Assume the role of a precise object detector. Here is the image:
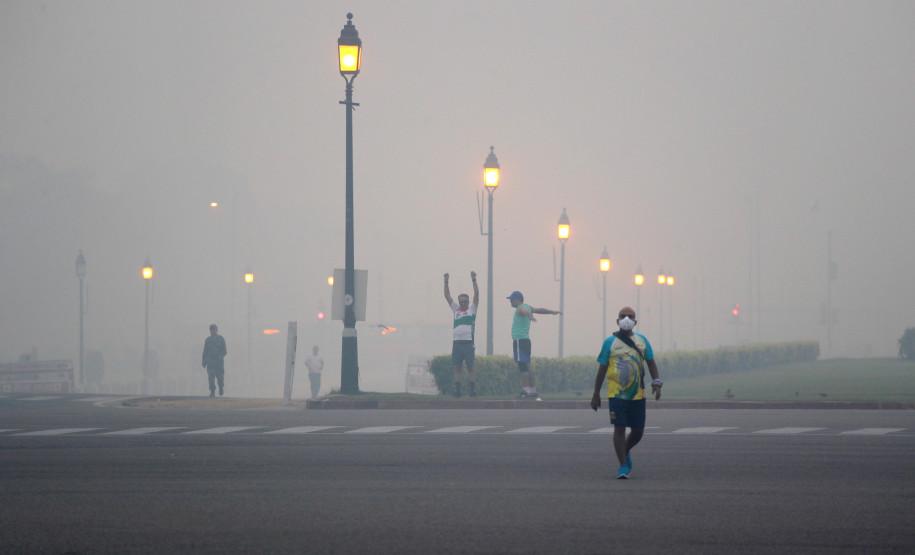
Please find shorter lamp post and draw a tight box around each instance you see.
[633,266,645,320]
[481,147,500,356]
[666,272,676,350]
[141,259,154,393]
[244,270,254,381]
[75,251,86,390]
[599,247,611,338]
[657,269,666,351]
[557,208,570,358]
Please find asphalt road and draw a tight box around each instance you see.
[2,394,914,554]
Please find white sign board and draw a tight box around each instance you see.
[331,269,368,321]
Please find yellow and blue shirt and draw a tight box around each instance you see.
[596,333,654,400]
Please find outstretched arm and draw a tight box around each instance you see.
[443,273,454,306]
[471,271,479,307]
[532,307,561,315]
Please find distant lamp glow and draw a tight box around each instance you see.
[263,328,280,335]
[557,208,571,241]
[327,276,335,287]
[599,246,611,273]
[666,275,675,287]
[337,13,362,76]
[317,311,326,320]
[141,259,154,281]
[209,201,220,208]
[244,271,255,284]
[634,266,645,287]
[657,270,666,285]
[731,304,741,318]
[483,146,500,190]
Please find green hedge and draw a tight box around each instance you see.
[429,341,820,396]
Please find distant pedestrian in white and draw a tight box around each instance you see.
[305,346,324,399]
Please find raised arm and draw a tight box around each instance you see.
[443,273,454,306]
[471,271,479,307]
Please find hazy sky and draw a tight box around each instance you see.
[2,1,913,392]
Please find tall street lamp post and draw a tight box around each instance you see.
[557,208,570,358]
[633,266,645,321]
[599,247,611,339]
[337,13,363,394]
[244,270,254,384]
[666,272,676,350]
[657,269,666,351]
[75,251,86,390]
[481,147,500,355]
[141,259,154,393]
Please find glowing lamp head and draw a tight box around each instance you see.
[317,311,326,320]
[634,273,645,286]
[666,275,675,287]
[483,146,500,190]
[337,13,362,77]
[209,201,220,208]
[327,276,335,287]
[599,246,611,273]
[732,304,741,318]
[141,259,154,281]
[244,272,255,284]
[657,270,666,285]
[557,208,571,241]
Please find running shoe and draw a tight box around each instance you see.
[616,464,630,479]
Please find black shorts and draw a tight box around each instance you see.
[609,398,646,429]
[451,341,475,369]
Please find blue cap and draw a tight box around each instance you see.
[506,291,524,301]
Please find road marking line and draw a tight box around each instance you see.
[0,429,20,434]
[424,426,501,433]
[753,427,825,435]
[103,427,187,435]
[506,426,576,434]
[183,426,262,435]
[73,396,118,402]
[345,426,420,434]
[840,428,905,435]
[266,426,342,434]
[673,427,737,434]
[15,428,101,436]
[18,396,64,401]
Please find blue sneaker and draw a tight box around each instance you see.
[616,464,630,479]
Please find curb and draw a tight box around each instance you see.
[305,398,915,410]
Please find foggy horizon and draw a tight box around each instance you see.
[2,0,913,394]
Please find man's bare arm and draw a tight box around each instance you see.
[591,364,608,411]
[647,359,662,400]
[471,271,479,307]
[532,307,560,315]
[443,273,453,306]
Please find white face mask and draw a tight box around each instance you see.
[619,316,636,331]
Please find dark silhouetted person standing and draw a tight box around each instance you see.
[305,345,324,399]
[202,324,227,398]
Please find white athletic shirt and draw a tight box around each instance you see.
[305,355,324,374]
[451,303,477,342]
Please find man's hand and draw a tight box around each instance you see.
[590,393,601,412]
[470,271,477,281]
[652,383,662,400]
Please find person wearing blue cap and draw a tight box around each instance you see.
[507,291,560,400]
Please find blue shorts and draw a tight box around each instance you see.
[609,398,646,429]
[512,339,532,364]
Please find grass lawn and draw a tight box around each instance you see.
[662,358,915,402]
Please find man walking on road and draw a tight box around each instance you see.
[202,324,228,398]
[444,271,479,397]
[507,291,560,401]
[591,307,663,479]
[305,345,325,399]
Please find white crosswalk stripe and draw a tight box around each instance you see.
[0,429,20,434]
[506,426,576,434]
[104,427,186,435]
[73,396,119,402]
[345,426,420,434]
[673,427,737,434]
[183,426,263,435]
[266,426,341,434]
[753,427,824,435]
[15,428,101,436]
[840,428,905,435]
[424,426,501,433]
[19,396,64,401]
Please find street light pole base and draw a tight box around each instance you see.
[341,332,360,394]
